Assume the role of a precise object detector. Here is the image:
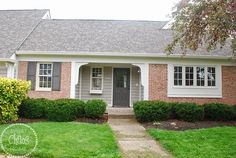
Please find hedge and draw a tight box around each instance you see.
[133,101,172,122]
[134,100,236,122]
[18,98,52,119]
[18,98,107,121]
[85,99,107,118]
[0,78,30,123]
[203,103,235,121]
[174,102,204,122]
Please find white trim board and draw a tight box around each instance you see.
[16,50,235,60]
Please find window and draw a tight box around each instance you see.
[174,66,182,86]
[207,67,216,86]
[37,63,53,91]
[173,65,217,87]
[197,67,205,86]
[185,67,194,86]
[90,67,103,93]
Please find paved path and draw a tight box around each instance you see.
[108,118,172,158]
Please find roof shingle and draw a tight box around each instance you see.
[0,9,48,58]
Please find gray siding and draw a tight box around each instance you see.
[0,64,7,77]
[131,67,141,104]
[80,66,112,105]
[76,65,141,106]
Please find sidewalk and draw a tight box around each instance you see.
[108,118,172,158]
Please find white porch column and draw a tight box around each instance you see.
[6,63,15,78]
[132,63,149,100]
[70,62,88,98]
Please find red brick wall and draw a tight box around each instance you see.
[18,61,71,99]
[149,64,236,105]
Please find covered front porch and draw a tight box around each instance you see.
[70,62,149,107]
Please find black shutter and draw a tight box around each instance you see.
[52,62,61,91]
[27,62,37,90]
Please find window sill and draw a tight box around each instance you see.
[90,90,102,94]
[35,88,52,92]
[172,86,218,89]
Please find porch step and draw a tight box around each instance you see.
[106,107,135,119]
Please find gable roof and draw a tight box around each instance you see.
[19,19,233,58]
[0,9,49,58]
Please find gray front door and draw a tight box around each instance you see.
[113,68,130,107]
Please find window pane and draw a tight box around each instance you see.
[185,67,194,86]
[38,63,53,88]
[174,66,182,86]
[91,68,103,90]
[197,67,205,86]
[92,78,102,90]
[208,67,216,86]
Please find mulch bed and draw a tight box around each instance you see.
[142,119,236,131]
[8,117,107,124]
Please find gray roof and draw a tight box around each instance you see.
[19,19,233,57]
[0,9,48,58]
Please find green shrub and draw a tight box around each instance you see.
[85,99,106,118]
[0,78,30,123]
[203,103,235,121]
[18,98,52,119]
[133,101,172,122]
[46,100,78,122]
[56,99,85,117]
[174,102,204,122]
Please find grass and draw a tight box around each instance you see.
[148,127,236,158]
[0,122,121,158]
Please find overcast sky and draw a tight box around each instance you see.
[0,0,179,21]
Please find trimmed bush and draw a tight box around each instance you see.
[85,99,106,118]
[56,99,85,117]
[133,101,172,122]
[175,102,204,122]
[18,98,52,119]
[46,100,78,122]
[0,78,30,123]
[203,103,235,121]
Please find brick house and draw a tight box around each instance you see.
[1,10,236,107]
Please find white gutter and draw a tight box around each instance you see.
[16,50,234,60]
[0,58,16,63]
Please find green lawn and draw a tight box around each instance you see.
[0,122,121,158]
[148,127,236,158]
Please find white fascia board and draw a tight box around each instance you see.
[0,58,16,63]
[16,50,234,60]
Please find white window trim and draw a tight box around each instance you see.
[36,62,53,91]
[90,67,103,94]
[168,64,222,98]
[173,65,217,88]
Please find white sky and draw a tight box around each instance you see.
[0,0,180,21]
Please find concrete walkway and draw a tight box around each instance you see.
[108,118,172,158]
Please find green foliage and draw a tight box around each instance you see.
[18,98,52,119]
[85,99,107,118]
[56,99,85,117]
[175,102,204,122]
[46,100,78,122]
[203,103,235,121]
[133,101,173,122]
[0,78,30,123]
[166,0,236,53]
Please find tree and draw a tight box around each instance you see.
[166,0,236,54]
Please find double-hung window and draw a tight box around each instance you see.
[90,67,103,94]
[36,63,53,91]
